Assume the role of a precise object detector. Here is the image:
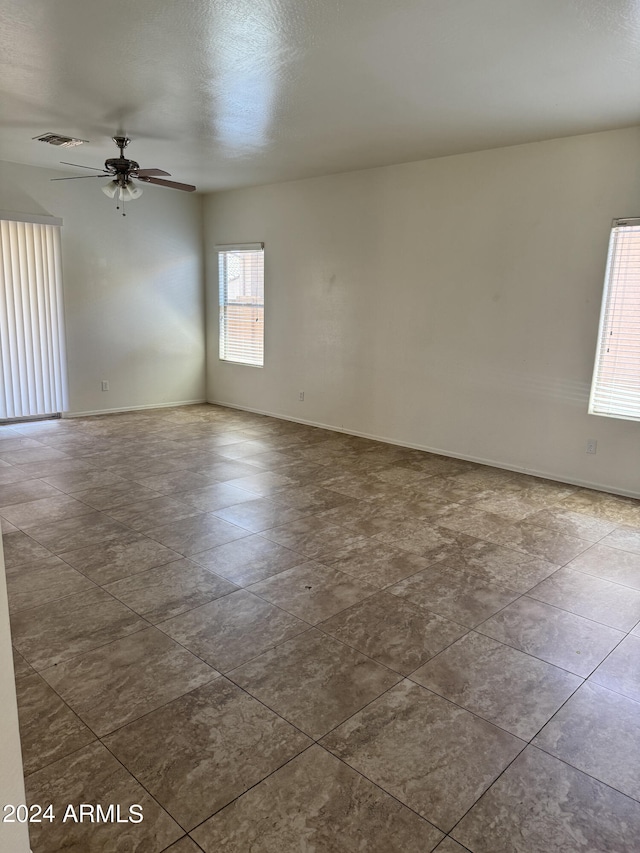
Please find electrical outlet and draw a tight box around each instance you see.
[299,391,305,401]
[586,438,597,454]
[101,380,109,391]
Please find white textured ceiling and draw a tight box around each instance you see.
[1,0,639,192]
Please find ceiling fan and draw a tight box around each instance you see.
[51,136,196,215]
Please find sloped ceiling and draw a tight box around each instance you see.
[1,0,639,191]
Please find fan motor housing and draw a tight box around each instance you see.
[104,157,140,175]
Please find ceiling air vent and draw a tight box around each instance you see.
[33,133,88,147]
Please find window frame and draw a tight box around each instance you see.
[588,217,640,422]
[217,242,264,368]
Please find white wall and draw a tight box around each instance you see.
[205,126,640,496]
[0,535,31,853]
[0,160,205,415]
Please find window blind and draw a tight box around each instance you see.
[218,243,264,367]
[589,219,640,421]
[0,218,69,419]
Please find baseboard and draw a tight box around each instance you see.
[208,397,640,500]
[63,399,207,418]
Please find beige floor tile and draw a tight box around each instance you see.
[0,436,43,451]
[214,440,285,459]
[192,745,443,852]
[436,507,517,541]
[0,446,70,465]
[452,745,640,853]
[268,484,354,513]
[224,470,298,496]
[478,596,624,677]
[213,497,308,532]
[438,541,558,592]
[188,459,264,481]
[189,534,303,585]
[104,679,311,830]
[1,530,54,568]
[321,680,523,832]
[527,567,640,630]
[250,561,377,624]
[240,449,303,469]
[0,466,32,485]
[0,478,64,508]
[72,482,163,511]
[372,467,433,488]
[16,673,96,774]
[107,495,203,532]
[231,629,400,739]
[322,539,431,587]
[0,493,96,528]
[376,522,479,561]
[159,589,308,672]
[598,525,640,555]
[8,457,93,478]
[533,682,640,800]
[557,489,640,525]
[319,498,420,537]
[104,558,237,622]
[390,565,519,628]
[25,511,132,553]
[319,473,405,501]
[434,839,469,853]
[41,627,218,736]
[320,591,466,675]
[261,516,367,560]
[481,519,592,564]
[40,468,128,493]
[272,459,327,483]
[523,507,617,542]
[591,634,640,702]
[25,742,182,852]
[59,531,183,584]
[6,554,97,613]
[411,632,581,739]
[10,587,148,670]
[564,542,640,589]
[12,646,34,679]
[166,839,203,853]
[466,493,554,522]
[145,512,249,555]
[132,469,214,494]
[178,481,259,511]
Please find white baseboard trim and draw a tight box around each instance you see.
[63,399,207,418]
[208,397,640,500]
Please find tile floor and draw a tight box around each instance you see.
[2,404,640,852]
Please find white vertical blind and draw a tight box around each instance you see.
[589,219,640,421]
[0,219,69,419]
[218,244,264,367]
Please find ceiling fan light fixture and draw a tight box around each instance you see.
[101,180,143,200]
[101,181,118,198]
[119,182,143,201]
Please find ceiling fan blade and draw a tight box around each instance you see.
[138,176,196,192]
[134,168,171,177]
[51,174,109,180]
[60,161,106,171]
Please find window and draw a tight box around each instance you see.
[589,219,640,421]
[0,214,68,420]
[218,243,264,367]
